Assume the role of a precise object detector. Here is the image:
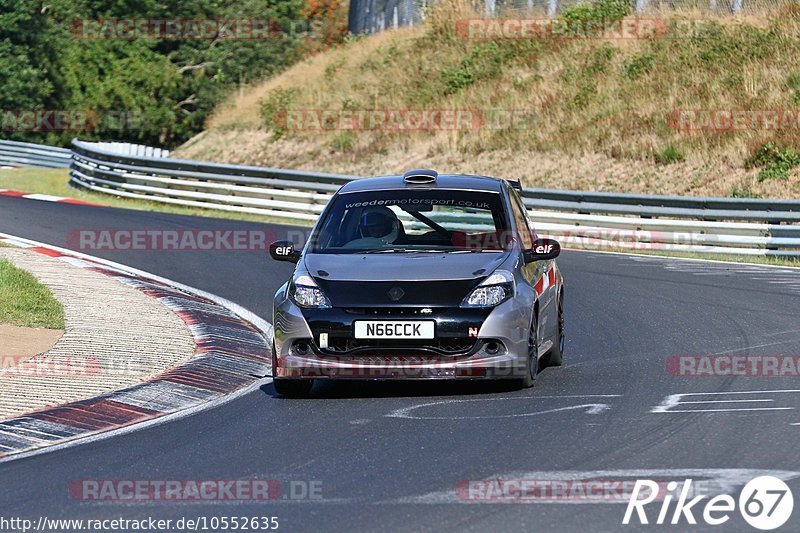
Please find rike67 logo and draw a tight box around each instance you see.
[623,476,793,530]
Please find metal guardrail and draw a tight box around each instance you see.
[5,138,796,258]
[69,139,354,221]
[0,140,72,169]
[77,142,171,158]
[520,189,800,223]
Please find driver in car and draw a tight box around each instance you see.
[343,206,400,249]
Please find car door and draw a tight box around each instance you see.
[510,189,558,346]
[508,188,555,344]
[519,193,558,340]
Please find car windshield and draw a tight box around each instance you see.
[310,189,510,253]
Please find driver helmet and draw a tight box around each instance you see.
[359,207,399,242]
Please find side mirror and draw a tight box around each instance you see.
[524,238,560,263]
[269,240,301,263]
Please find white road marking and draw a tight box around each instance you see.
[652,390,800,413]
[386,395,620,420]
[678,399,774,404]
[57,256,99,269]
[659,408,794,413]
[22,194,66,202]
[0,237,34,248]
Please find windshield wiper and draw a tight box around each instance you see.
[362,248,448,254]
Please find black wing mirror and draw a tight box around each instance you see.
[269,240,301,263]
[524,238,561,263]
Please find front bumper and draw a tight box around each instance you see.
[276,352,522,379]
[272,285,532,380]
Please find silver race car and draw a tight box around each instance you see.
[269,169,564,396]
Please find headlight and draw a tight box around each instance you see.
[461,270,514,308]
[290,274,331,309]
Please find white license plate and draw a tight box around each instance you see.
[354,321,435,339]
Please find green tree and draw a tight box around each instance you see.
[1,0,307,147]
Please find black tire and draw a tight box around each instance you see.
[543,291,565,367]
[271,340,278,378]
[520,317,539,388]
[273,379,314,397]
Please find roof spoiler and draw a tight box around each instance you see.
[403,169,438,184]
[507,179,523,192]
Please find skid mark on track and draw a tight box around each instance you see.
[628,256,800,295]
[705,328,800,356]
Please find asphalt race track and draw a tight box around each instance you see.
[2,195,800,532]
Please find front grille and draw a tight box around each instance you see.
[343,307,446,316]
[315,279,480,307]
[320,337,477,356]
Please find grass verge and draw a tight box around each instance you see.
[0,259,65,329]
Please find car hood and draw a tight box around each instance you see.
[302,252,509,282]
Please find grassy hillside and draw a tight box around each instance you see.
[175,0,800,198]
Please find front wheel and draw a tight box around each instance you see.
[273,379,314,397]
[519,318,539,388]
